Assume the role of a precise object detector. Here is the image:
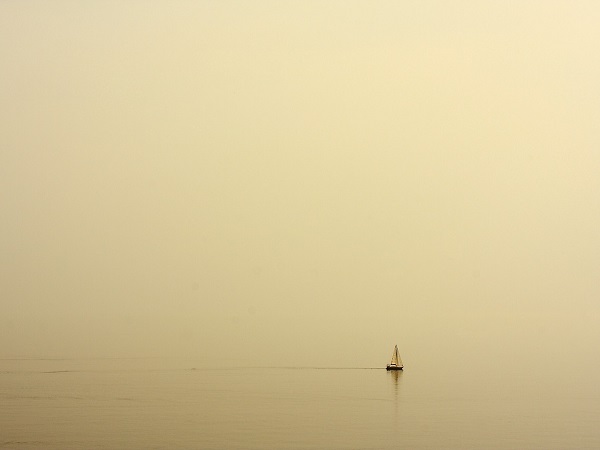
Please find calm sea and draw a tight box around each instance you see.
[1,357,599,449]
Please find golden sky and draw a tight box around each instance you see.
[1,1,599,367]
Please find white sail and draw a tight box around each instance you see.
[389,345,403,367]
[390,345,399,366]
[395,346,403,367]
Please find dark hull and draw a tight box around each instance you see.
[386,365,403,371]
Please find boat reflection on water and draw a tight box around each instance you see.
[389,368,402,385]
[387,365,403,417]
[388,367,403,396]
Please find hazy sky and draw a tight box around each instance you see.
[2,1,599,367]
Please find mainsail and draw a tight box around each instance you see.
[390,345,403,367]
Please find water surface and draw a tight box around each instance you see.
[1,358,598,449]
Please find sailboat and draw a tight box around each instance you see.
[386,345,403,371]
